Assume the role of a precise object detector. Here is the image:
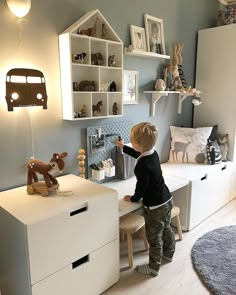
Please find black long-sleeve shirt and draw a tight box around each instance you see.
[123,145,172,206]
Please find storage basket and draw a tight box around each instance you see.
[218,8,236,26]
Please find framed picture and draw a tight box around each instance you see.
[123,70,139,104]
[130,25,147,52]
[144,14,166,55]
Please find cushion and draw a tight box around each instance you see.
[169,126,213,163]
[206,139,222,165]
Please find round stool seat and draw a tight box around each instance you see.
[120,213,145,233]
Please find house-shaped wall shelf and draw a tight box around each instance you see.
[143,91,191,116]
[59,9,123,120]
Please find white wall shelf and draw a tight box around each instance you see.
[143,91,191,116]
[124,48,170,60]
[59,9,123,121]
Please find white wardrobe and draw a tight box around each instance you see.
[194,24,236,161]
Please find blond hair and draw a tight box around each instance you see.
[130,122,158,151]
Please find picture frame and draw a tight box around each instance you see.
[123,70,139,104]
[130,25,147,52]
[144,14,166,55]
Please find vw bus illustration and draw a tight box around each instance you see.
[5,68,48,111]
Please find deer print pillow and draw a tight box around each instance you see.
[169,126,213,163]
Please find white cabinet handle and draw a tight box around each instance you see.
[70,206,88,217]
[72,255,89,269]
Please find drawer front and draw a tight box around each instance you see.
[27,196,118,284]
[32,239,119,295]
[189,176,212,230]
[189,167,231,230]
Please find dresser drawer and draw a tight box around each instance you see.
[27,196,118,284]
[32,239,119,295]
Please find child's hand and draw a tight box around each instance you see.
[114,138,124,148]
[123,195,132,202]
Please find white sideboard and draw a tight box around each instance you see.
[0,174,119,295]
[162,162,235,230]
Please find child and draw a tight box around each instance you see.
[115,122,175,276]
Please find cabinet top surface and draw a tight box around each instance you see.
[161,162,234,181]
[199,24,236,34]
[0,174,117,224]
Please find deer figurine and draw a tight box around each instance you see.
[27,152,68,190]
[79,17,99,37]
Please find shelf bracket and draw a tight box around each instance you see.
[178,93,189,114]
[150,92,168,116]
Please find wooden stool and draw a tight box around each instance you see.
[119,213,149,268]
[171,205,183,241]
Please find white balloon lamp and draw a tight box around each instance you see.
[6,0,31,18]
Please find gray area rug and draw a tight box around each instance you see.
[191,225,236,295]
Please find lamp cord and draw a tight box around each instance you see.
[27,108,35,159]
[16,18,27,49]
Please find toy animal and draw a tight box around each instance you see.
[27,152,68,196]
[79,80,96,91]
[218,133,229,161]
[92,100,103,116]
[78,17,99,37]
[78,105,87,118]
[91,53,104,65]
[163,64,174,90]
[100,82,110,92]
[112,102,118,115]
[72,52,87,63]
[155,79,166,91]
[108,55,116,67]
[109,81,116,92]
[101,23,107,39]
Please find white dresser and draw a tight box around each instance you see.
[0,174,119,295]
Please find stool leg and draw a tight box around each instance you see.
[140,226,149,250]
[127,233,133,268]
[175,215,183,241]
[120,231,125,241]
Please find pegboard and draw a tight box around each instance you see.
[87,121,133,180]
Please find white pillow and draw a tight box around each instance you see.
[169,126,213,163]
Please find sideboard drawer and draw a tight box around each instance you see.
[27,196,118,284]
[32,239,119,295]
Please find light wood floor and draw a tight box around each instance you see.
[104,198,236,295]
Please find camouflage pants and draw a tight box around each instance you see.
[143,199,176,272]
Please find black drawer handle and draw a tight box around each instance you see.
[201,174,207,181]
[70,206,87,216]
[72,255,89,269]
[221,165,227,171]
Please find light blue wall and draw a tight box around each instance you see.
[0,0,218,190]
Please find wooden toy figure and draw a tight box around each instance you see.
[112,102,118,115]
[27,152,68,197]
[78,149,86,178]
